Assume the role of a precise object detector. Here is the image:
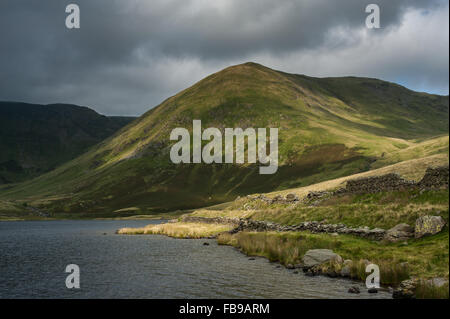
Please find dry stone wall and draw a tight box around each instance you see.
[181,216,387,240]
[344,173,414,194]
[343,165,448,195]
[417,166,449,189]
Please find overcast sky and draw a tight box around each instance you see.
[0,0,448,116]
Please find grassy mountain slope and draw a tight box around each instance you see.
[0,63,448,217]
[0,102,135,183]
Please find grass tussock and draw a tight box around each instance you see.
[218,231,341,265]
[117,222,233,238]
[415,280,449,299]
[217,231,449,286]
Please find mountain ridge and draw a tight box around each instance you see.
[0,62,448,217]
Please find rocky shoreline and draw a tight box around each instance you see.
[175,213,448,298]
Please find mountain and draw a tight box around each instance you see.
[0,63,448,217]
[0,102,136,183]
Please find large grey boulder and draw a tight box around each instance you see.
[384,223,414,242]
[415,216,446,238]
[302,249,343,269]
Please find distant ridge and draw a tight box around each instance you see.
[0,101,136,183]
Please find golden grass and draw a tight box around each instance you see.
[117,222,234,238]
[190,209,253,219]
[372,136,449,169]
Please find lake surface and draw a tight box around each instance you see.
[0,220,391,299]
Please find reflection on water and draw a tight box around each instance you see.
[0,220,391,299]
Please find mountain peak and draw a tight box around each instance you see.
[219,62,272,73]
[240,61,265,68]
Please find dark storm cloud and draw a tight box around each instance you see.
[0,0,448,115]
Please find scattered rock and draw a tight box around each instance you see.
[326,269,339,278]
[343,259,353,265]
[286,264,295,269]
[360,259,371,267]
[302,249,343,269]
[348,286,360,294]
[293,271,299,274]
[393,278,418,299]
[305,191,331,201]
[340,260,353,277]
[303,191,332,205]
[285,193,299,202]
[415,215,446,238]
[368,288,378,294]
[271,195,283,202]
[384,223,414,242]
[248,257,255,261]
[203,242,210,246]
[331,232,339,237]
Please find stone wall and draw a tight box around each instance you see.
[180,216,387,240]
[344,173,414,194]
[179,215,241,226]
[343,165,449,195]
[230,219,386,240]
[237,166,449,208]
[417,166,449,189]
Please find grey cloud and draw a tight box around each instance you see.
[0,0,448,115]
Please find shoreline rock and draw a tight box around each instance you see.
[384,223,414,242]
[301,249,343,270]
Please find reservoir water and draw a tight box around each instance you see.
[0,220,391,299]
